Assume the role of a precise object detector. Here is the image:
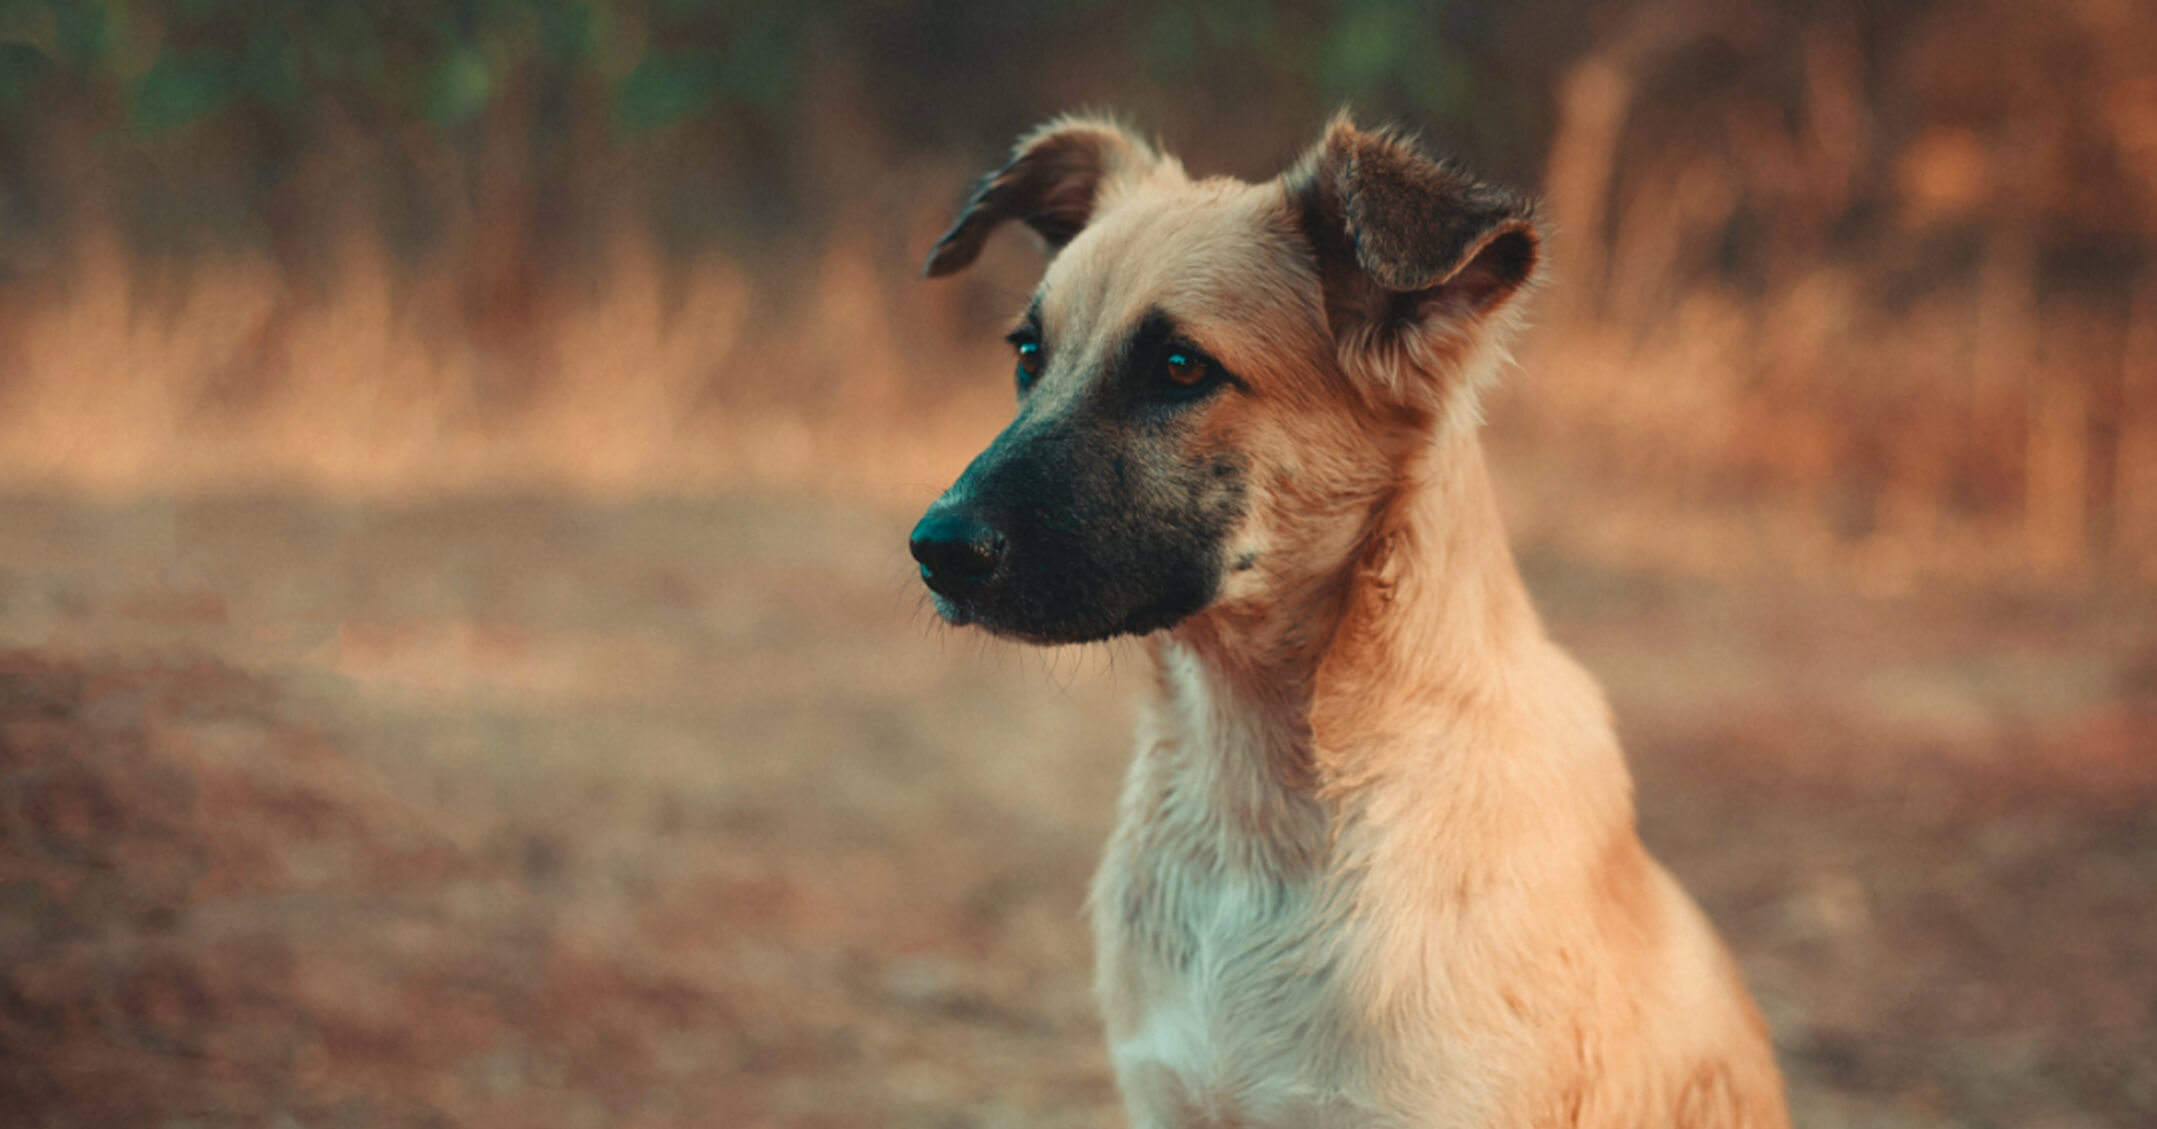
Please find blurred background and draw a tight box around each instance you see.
[0,1,2152,1126]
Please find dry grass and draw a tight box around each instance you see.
[4,207,2152,597]
[7,0,2157,594]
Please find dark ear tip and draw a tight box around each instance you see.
[922,236,969,279]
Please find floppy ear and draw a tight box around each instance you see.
[1285,115,1542,415]
[924,115,1163,278]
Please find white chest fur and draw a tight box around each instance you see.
[1088,645,1404,1129]
[1084,623,1782,1129]
[1097,856,1392,1129]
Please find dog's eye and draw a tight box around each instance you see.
[1161,350,1210,390]
[1014,340,1044,390]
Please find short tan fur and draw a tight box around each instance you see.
[917,113,1790,1129]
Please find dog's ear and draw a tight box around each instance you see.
[924,115,1162,278]
[1285,115,1542,415]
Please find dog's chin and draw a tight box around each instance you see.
[927,592,976,629]
[929,587,1209,646]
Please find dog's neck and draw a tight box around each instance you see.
[1157,429,1563,803]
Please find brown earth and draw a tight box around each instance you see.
[0,493,2152,1129]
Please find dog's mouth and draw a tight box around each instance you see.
[918,565,1207,645]
[924,590,1077,646]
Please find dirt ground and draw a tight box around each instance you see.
[0,492,2152,1129]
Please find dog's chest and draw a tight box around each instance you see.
[1092,727,1388,1127]
[1101,863,1372,1128]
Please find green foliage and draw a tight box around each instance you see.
[535,0,599,62]
[1126,0,1480,129]
[712,7,793,110]
[613,50,718,130]
[0,41,47,108]
[610,2,798,131]
[0,0,1492,138]
[1,0,820,137]
[424,45,491,126]
[130,50,233,130]
[0,1,1489,139]
[1320,0,1472,114]
[49,0,106,66]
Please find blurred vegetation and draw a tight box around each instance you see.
[0,0,1575,259]
[0,0,2151,590]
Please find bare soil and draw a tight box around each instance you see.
[0,493,2151,1128]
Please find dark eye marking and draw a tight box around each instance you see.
[1121,308,1243,403]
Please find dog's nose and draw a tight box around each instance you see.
[910,509,1005,597]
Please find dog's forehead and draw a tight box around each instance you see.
[1036,179,1319,351]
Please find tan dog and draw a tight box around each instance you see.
[911,114,1790,1129]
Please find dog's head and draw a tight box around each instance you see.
[911,113,1541,644]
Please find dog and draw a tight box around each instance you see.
[910,113,1790,1129]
